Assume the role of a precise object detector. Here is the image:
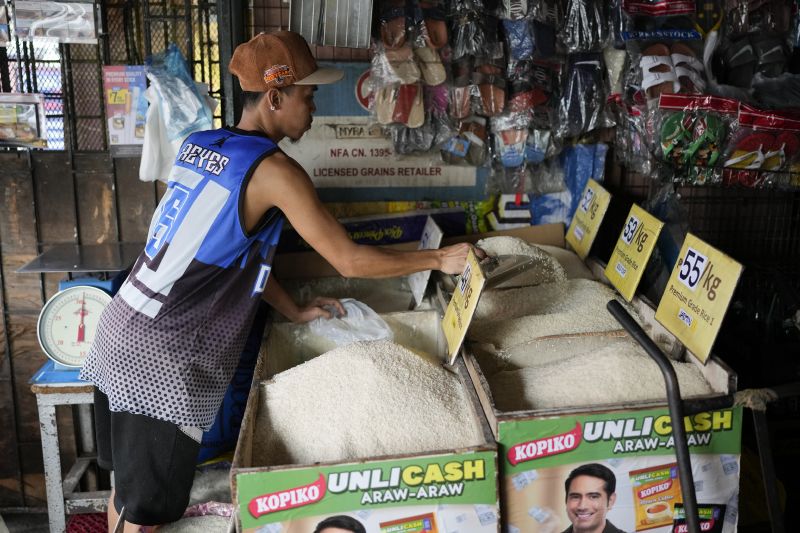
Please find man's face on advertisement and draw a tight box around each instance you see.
[566,474,616,533]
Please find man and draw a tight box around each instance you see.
[314,515,366,533]
[81,30,481,533]
[563,463,626,533]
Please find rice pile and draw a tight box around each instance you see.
[254,340,484,466]
[476,236,567,288]
[469,279,631,345]
[489,341,714,411]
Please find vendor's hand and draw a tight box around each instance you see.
[438,243,487,275]
[291,296,346,324]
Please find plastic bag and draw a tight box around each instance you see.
[556,53,605,139]
[656,94,738,185]
[145,44,213,142]
[560,0,607,53]
[309,299,394,346]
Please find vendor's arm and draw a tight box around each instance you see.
[245,153,483,278]
[261,276,346,323]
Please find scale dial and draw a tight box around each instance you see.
[37,286,112,367]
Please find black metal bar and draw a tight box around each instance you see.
[752,410,785,533]
[184,0,194,64]
[143,0,152,58]
[606,300,701,533]
[0,46,10,92]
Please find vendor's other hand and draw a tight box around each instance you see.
[438,243,487,275]
[292,296,346,324]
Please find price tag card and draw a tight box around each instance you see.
[655,234,743,363]
[408,216,444,307]
[442,249,486,365]
[566,179,612,259]
[605,204,664,302]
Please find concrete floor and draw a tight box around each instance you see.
[0,512,49,533]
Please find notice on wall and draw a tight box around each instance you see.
[102,66,147,155]
[279,63,485,202]
[14,1,98,44]
[0,93,47,148]
[499,407,743,533]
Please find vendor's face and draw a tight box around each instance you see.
[280,84,316,141]
[566,475,616,533]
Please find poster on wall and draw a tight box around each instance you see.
[102,65,147,156]
[0,5,9,47]
[13,1,97,44]
[0,93,47,148]
[500,407,743,533]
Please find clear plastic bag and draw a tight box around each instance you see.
[145,44,213,142]
[308,299,394,346]
[561,0,608,53]
[556,53,605,139]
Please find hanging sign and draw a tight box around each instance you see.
[605,204,664,301]
[407,216,444,307]
[565,179,611,259]
[655,234,743,363]
[442,249,485,364]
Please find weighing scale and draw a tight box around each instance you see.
[18,242,142,370]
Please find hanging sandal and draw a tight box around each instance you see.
[670,42,707,93]
[640,43,679,99]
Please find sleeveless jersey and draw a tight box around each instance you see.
[81,127,284,429]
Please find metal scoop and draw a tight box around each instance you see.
[481,254,537,289]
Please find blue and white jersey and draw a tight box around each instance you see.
[81,127,284,429]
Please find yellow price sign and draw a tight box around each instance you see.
[106,88,129,106]
[442,249,486,364]
[566,179,611,260]
[655,234,743,363]
[605,204,664,302]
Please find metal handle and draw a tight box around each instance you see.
[606,300,701,533]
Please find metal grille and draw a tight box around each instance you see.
[0,0,224,151]
[249,0,370,61]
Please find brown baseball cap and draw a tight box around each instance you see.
[229,31,343,91]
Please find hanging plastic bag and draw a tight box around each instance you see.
[309,299,394,346]
[145,43,213,142]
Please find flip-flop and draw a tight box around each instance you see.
[684,112,724,167]
[385,44,421,84]
[421,5,448,49]
[558,53,603,138]
[640,43,678,99]
[724,132,774,169]
[660,111,693,164]
[449,85,472,119]
[495,128,528,167]
[671,42,706,93]
[473,63,506,117]
[721,35,755,88]
[414,46,447,86]
[463,120,489,165]
[393,83,425,128]
[380,0,408,49]
[503,19,534,61]
[752,34,787,78]
[375,85,399,125]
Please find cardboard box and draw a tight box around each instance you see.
[231,310,501,532]
[452,232,742,533]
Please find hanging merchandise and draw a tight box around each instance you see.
[722,104,800,188]
[656,94,738,184]
[723,0,792,37]
[556,52,606,139]
[620,0,700,40]
[144,44,213,143]
[0,4,9,46]
[13,1,98,44]
[441,116,489,165]
[627,39,707,102]
[560,0,608,53]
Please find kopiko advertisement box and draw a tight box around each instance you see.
[232,310,500,532]
[102,66,147,156]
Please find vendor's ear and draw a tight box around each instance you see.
[265,88,281,111]
[608,492,617,509]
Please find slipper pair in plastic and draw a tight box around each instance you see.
[640,42,706,98]
[375,84,425,128]
[381,0,447,50]
[383,44,446,86]
[718,34,787,89]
